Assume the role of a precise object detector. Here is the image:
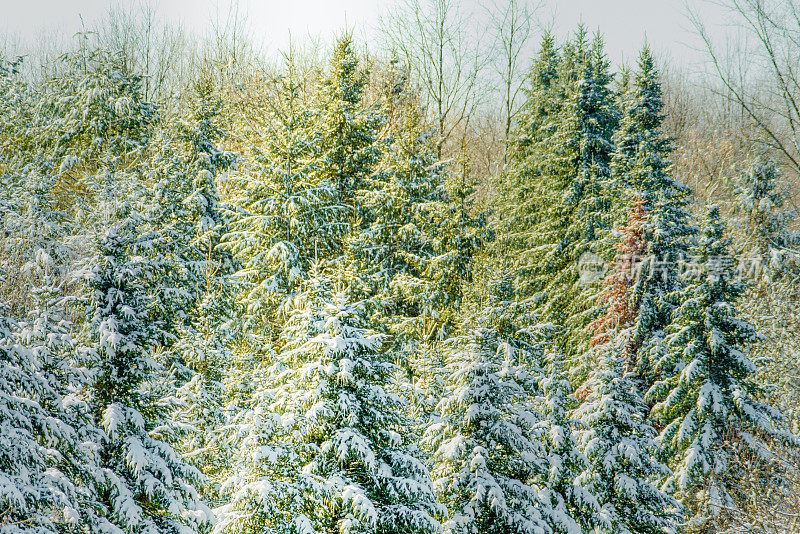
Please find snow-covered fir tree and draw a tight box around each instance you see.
[424,278,598,534]
[732,155,800,429]
[81,211,211,532]
[216,273,440,534]
[608,45,696,386]
[537,354,600,534]
[313,34,382,232]
[350,91,450,335]
[574,341,679,534]
[645,205,797,528]
[0,302,92,533]
[734,155,799,266]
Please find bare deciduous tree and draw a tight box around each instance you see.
[691,0,800,180]
[380,0,485,160]
[486,0,542,161]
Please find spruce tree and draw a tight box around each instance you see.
[609,45,696,385]
[161,74,238,487]
[1,218,111,532]
[645,205,797,527]
[313,34,382,248]
[224,54,343,331]
[496,28,617,365]
[350,96,450,335]
[0,305,91,533]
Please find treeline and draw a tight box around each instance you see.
[3,3,800,534]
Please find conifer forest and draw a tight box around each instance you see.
[5,0,800,532]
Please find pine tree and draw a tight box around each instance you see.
[538,354,600,534]
[351,97,450,334]
[734,155,798,265]
[732,155,800,428]
[645,205,797,528]
[492,32,560,298]
[0,229,114,532]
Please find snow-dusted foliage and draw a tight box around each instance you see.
[351,97,450,333]
[216,275,440,534]
[3,20,800,534]
[575,342,679,534]
[0,306,86,533]
[314,35,382,214]
[424,279,598,534]
[645,205,797,528]
[82,218,211,533]
[734,155,799,269]
[158,74,239,487]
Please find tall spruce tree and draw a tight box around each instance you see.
[164,74,239,490]
[495,28,617,367]
[223,54,343,331]
[82,214,211,533]
[0,302,99,533]
[608,46,696,386]
[314,34,382,252]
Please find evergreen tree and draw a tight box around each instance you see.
[0,306,89,533]
[734,155,799,265]
[496,28,617,365]
[216,275,441,534]
[224,54,343,332]
[492,32,561,298]
[645,206,797,528]
[162,74,238,487]
[351,97,450,335]
[0,221,111,533]
[510,31,561,162]
[732,155,800,427]
[588,196,648,364]
[82,216,211,533]
[609,46,696,385]
[537,354,600,534]
[575,342,679,534]
[313,34,382,247]
[425,279,598,534]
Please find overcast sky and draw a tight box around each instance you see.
[2,0,729,71]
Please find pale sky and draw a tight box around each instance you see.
[2,0,728,72]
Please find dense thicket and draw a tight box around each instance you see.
[2,10,800,533]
